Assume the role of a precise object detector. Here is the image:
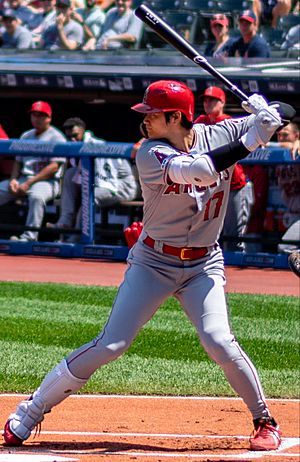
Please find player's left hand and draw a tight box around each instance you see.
[241,106,282,152]
[242,94,269,115]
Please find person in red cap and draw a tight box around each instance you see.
[3,80,291,452]
[204,14,234,58]
[195,86,254,251]
[227,10,270,58]
[0,100,66,241]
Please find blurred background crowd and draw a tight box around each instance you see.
[0,0,298,56]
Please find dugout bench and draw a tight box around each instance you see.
[0,140,299,268]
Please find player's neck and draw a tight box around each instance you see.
[168,129,194,153]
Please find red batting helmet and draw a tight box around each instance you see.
[131,80,194,122]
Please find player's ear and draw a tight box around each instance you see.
[171,111,182,124]
[140,122,148,138]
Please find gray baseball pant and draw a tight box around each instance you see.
[66,242,269,420]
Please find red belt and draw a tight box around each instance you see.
[143,236,209,261]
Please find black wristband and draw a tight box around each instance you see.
[209,139,249,172]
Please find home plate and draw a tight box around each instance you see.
[0,455,78,462]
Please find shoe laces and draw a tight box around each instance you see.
[252,417,279,439]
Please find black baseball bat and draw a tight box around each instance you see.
[135,4,249,102]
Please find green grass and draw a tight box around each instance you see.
[0,281,299,398]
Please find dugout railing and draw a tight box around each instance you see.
[0,139,299,268]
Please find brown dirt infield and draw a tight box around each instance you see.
[0,395,299,461]
[0,254,299,296]
[0,255,299,461]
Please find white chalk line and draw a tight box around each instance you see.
[41,431,248,438]
[0,456,78,462]
[1,434,298,460]
[1,393,299,403]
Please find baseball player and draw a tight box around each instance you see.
[3,81,294,451]
[195,86,254,251]
[0,101,66,242]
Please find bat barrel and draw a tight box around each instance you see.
[135,4,249,102]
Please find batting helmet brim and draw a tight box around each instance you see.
[131,103,164,114]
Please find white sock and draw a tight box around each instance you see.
[9,359,87,441]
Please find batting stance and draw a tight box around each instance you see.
[3,81,294,451]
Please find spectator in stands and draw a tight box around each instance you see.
[204,14,234,58]
[280,23,300,51]
[39,0,84,50]
[273,121,300,159]
[227,10,270,58]
[293,0,299,13]
[87,0,142,50]
[46,117,138,243]
[1,8,33,48]
[194,86,254,251]
[72,0,106,50]
[0,101,66,242]
[252,0,291,28]
[31,0,56,44]
[269,123,300,252]
[7,0,43,30]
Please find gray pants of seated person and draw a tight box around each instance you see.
[56,166,123,231]
[223,181,254,252]
[0,176,60,241]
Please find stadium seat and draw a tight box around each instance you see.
[212,0,254,22]
[278,13,300,31]
[162,10,199,43]
[132,0,142,8]
[260,26,285,49]
[143,0,182,11]
[180,0,216,13]
[140,9,199,48]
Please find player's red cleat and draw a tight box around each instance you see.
[250,417,281,451]
[3,420,24,446]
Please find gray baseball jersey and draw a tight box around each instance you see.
[136,116,252,246]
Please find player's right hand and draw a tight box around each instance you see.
[242,94,269,115]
